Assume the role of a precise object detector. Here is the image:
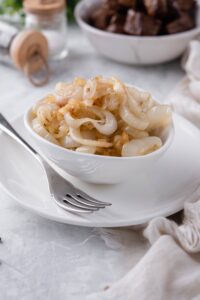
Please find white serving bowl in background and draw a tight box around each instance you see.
[24,85,174,184]
[75,0,200,65]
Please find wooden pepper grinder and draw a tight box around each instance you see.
[11,30,49,86]
[0,21,49,86]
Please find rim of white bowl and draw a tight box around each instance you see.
[75,0,200,41]
[24,86,175,161]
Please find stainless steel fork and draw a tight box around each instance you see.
[0,113,111,213]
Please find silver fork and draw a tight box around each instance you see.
[0,113,111,213]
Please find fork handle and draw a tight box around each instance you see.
[0,113,76,189]
[0,113,72,184]
[0,113,37,156]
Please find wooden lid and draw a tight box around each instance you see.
[10,30,48,70]
[10,30,49,86]
[24,0,66,14]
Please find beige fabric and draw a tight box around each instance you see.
[168,40,200,129]
[166,77,200,129]
[88,41,200,300]
[89,236,200,300]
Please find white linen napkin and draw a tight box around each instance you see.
[168,40,200,129]
[88,40,200,300]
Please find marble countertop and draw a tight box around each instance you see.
[0,26,184,300]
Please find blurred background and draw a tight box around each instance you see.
[0,0,78,23]
[0,0,198,87]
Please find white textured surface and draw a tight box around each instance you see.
[0,26,183,299]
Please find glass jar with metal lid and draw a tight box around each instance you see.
[24,0,68,61]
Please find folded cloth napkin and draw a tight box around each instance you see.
[88,41,200,300]
[167,40,200,129]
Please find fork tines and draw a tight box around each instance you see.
[55,190,111,213]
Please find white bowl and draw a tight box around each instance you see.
[24,86,174,184]
[75,0,200,65]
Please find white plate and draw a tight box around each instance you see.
[0,114,200,227]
